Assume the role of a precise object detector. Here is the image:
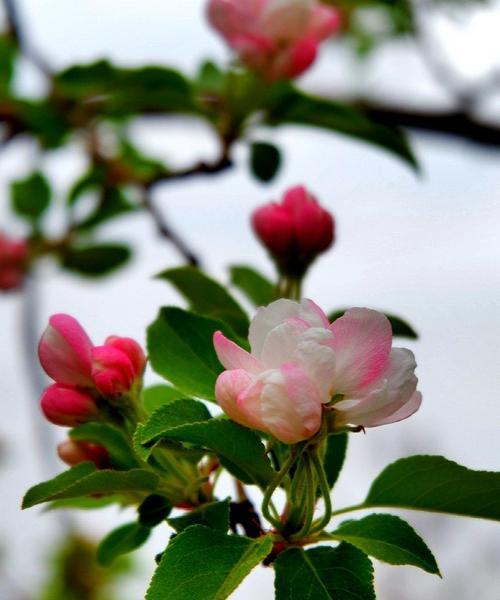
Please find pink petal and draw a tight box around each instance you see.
[105,336,146,377]
[261,0,312,41]
[328,308,392,394]
[259,366,322,443]
[38,314,94,387]
[207,0,264,38]
[40,383,98,427]
[215,369,265,431]
[213,331,262,374]
[91,345,135,396]
[260,317,309,368]
[307,4,341,41]
[370,391,422,427]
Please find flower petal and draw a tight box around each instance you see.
[215,369,265,431]
[260,318,309,368]
[38,314,94,387]
[259,365,322,443]
[213,331,261,374]
[328,308,392,395]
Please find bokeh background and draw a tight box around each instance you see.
[1,1,500,598]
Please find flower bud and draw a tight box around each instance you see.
[91,345,137,396]
[40,384,98,427]
[57,439,110,468]
[207,0,340,82]
[38,314,94,387]
[0,234,28,292]
[104,336,146,378]
[252,186,335,277]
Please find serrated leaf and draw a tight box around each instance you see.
[265,84,418,171]
[324,433,348,491]
[23,466,159,509]
[330,514,440,575]
[97,522,151,566]
[249,141,282,183]
[10,171,51,222]
[229,265,274,307]
[157,267,249,337]
[62,243,131,277]
[275,543,375,600]
[146,525,272,600]
[329,309,418,339]
[147,307,240,401]
[141,418,274,488]
[138,399,212,446]
[142,384,186,413]
[168,498,230,533]
[70,423,140,470]
[363,455,500,521]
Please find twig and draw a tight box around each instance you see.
[140,187,201,267]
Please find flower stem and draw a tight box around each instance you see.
[308,450,333,535]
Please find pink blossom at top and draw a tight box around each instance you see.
[252,185,335,276]
[214,299,421,444]
[0,234,28,292]
[207,0,341,81]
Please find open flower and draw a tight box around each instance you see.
[214,299,421,444]
[207,0,341,81]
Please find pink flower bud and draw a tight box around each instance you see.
[57,439,110,468]
[104,336,146,378]
[91,345,137,396]
[40,384,98,427]
[0,234,28,292]
[207,0,340,81]
[38,314,94,387]
[214,299,421,444]
[252,185,335,277]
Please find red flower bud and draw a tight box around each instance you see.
[104,336,146,378]
[40,384,98,427]
[57,439,110,469]
[252,185,334,277]
[91,345,137,396]
[0,234,28,292]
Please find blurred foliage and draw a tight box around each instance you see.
[39,533,132,600]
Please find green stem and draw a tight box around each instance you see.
[261,445,304,530]
[289,454,315,541]
[308,450,333,535]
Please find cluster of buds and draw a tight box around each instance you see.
[208,0,341,81]
[0,234,29,292]
[38,314,146,427]
[252,185,334,279]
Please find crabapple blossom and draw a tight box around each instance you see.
[214,298,421,444]
[92,337,146,396]
[0,234,28,291]
[252,185,335,277]
[40,384,98,426]
[207,0,341,81]
[57,439,110,468]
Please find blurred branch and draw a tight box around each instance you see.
[141,188,201,267]
[2,0,51,74]
[358,101,500,148]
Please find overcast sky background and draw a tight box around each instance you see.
[1,1,500,599]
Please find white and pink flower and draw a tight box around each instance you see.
[214,299,421,444]
[207,0,341,81]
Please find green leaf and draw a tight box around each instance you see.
[142,384,186,413]
[23,466,159,509]
[330,514,440,575]
[73,187,136,232]
[168,498,230,533]
[275,543,375,600]
[363,455,500,521]
[70,423,140,470]
[10,171,51,223]
[142,418,274,488]
[157,267,249,337]
[62,243,131,277]
[97,522,151,566]
[146,525,272,600]
[46,495,125,511]
[249,141,282,183]
[147,307,240,401]
[67,166,105,205]
[138,399,212,446]
[324,433,348,490]
[17,99,69,148]
[229,265,274,307]
[329,309,418,339]
[196,61,225,94]
[265,84,418,171]
[138,494,173,527]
